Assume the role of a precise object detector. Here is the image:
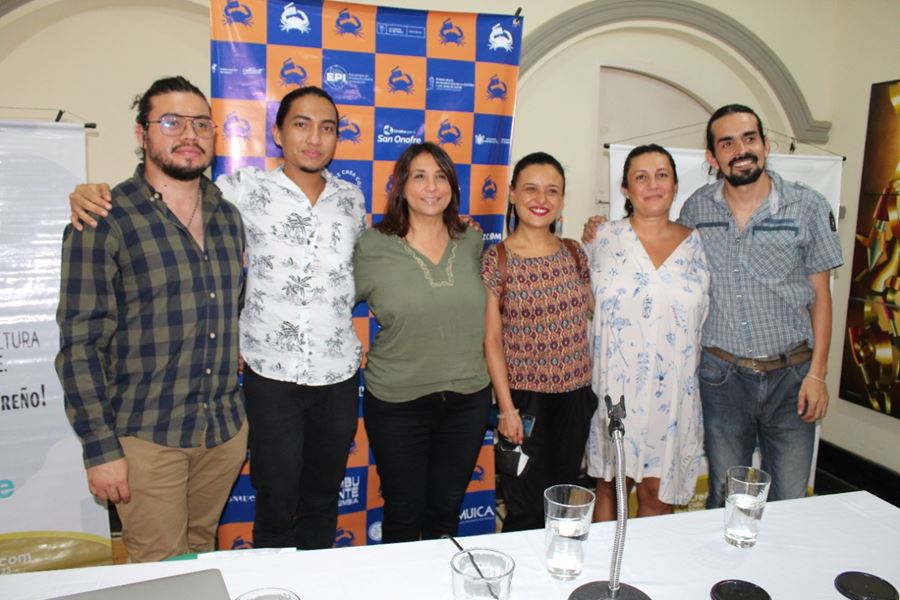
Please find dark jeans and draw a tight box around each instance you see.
[500,386,598,532]
[244,368,358,549]
[363,386,492,543]
[699,349,815,508]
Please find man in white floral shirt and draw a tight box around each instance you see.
[216,87,366,549]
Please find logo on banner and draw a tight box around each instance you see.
[367,521,383,543]
[487,23,514,52]
[437,119,462,146]
[334,527,356,547]
[338,116,363,143]
[230,536,253,549]
[223,112,251,138]
[459,504,496,522]
[325,64,349,89]
[280,2,311,33]
[486,74,507,100]
[379,124,421,145]
[439,18,465,45]
[280,58,308,87]
[387,67,414,94]
[223,1,253,27]
[335,8,363,37]
[339,474,363,510]
[471,464,486,482]
[481,177,498,201]
[385,174,394,196]
[336,167,363,187]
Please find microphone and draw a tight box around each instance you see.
[569,395,652,600]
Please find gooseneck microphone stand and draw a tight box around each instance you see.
[569,395,651,600]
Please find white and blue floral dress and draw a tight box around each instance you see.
[585,220,710,504]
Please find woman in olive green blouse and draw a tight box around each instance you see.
[353,142,490,543]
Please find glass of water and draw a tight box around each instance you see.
[724,466,772,548]
[450,548,515,600]
[543,484,596,579]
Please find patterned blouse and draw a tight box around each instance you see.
[481,240,592,394]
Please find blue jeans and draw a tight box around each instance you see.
[698,349,815,508]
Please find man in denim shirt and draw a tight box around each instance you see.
[679,104,843,507]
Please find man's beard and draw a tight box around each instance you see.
[147,143,211,181]
[723,153,764,187]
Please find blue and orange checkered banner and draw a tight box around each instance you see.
[211,0,521,549]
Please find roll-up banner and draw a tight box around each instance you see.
[0,121,112,572]
[211,0,522,548]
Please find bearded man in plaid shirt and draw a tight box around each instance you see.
[55,76,248,562]
[679,104,843,508]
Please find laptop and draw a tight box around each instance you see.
[50,569,231,600]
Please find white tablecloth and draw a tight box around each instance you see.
[2,491,898,599]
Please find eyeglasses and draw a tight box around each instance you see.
[144,113,216,138]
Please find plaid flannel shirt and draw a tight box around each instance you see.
[679,170,843,358]
[56,166,246,467]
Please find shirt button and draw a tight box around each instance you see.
[204,254,209,261]
[209,332,216,339]
[736,294,743,299]
[741,322,748,326]
[205,368,212,375]
[733,268,740,273]
[203,402,208,408]
[210,292,216,299]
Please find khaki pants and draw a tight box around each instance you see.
[116,421,248,562]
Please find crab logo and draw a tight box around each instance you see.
[335,8,363,37]
[486,75,508,101]
[339,115,362,144]
[487,23,514,52]
[223,112,251,138]
[439,18,465,45]
[471,464,486,482]
[230,536,253,550]
[437,119,462,146]
[348,440,358,455]
[334,527,356,548]
[280,58,308,87]
[385,174,394,196]
[223,1,253,27]
[481,177,498,201]
[387,66,414,94]
[280,2,311,33]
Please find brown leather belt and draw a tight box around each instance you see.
[706,344,812,372]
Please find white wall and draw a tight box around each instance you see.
[1,0,898,471]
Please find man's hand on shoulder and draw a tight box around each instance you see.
[86,457,131,503]
[70,183,112,231]
[581,215,607,244]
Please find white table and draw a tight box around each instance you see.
[2,491,898,599]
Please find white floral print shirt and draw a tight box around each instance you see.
[217,166,367,385]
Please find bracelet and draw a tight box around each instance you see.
[806,373,827,384]
[498,409,519,419]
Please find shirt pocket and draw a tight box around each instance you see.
[748,227,799,283]
[695,222,730,273]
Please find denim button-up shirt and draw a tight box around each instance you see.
[679,170,843,358]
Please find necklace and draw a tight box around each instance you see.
[185,188,202,229]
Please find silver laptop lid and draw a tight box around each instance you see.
[50,568,230,600]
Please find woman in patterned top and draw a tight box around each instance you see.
[482,152,598,532]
